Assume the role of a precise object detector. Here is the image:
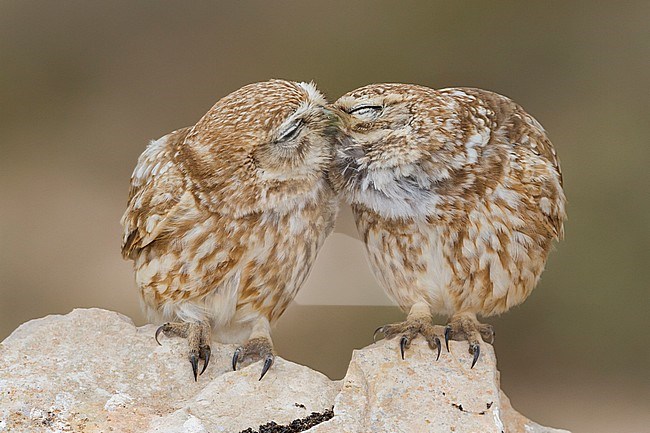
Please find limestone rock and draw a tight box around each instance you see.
[0,309,337,433]
[310,339,570,433]
[0,308,570,433]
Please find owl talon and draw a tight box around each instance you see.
[400,336,409,360]
[199,345,211,375]
[155,325,166,345]
[189,344,211,381]
[151,321,211,379]
[232,347,242,371]
[259,355,274,381]
[190,354,199,381]
[373,326,385,342]
[470,344,480,369]
[376,317,442,360]
[231,337,275,379]
[444,313,493,368]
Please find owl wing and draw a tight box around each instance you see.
[457,87,566,239]
[120,127,192,260]
[511,130,567,240]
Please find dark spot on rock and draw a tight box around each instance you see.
[487,401,493,409]
[294,403,306,409]
[41,411,58,427]
[451,403,464,412]
[239,407,334,433]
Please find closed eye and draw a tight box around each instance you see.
[277,120,303,142]
[348,105,383,119]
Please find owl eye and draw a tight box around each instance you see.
[348,105,382,119]
[277,120,303,142]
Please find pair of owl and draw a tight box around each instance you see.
[121,79,566,381]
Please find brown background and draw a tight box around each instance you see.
[1,2,649,431]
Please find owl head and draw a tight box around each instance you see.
[179,79,339,216]
[330,83,470,219]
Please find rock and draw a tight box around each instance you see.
[0,309,570,433]
[310,339,570,433]
[0,309,337,433]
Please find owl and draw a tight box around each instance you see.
[121,80,339,380]
[330,84,566,367]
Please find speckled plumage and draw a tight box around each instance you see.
[121,80,338,378]
[331,84,566,363]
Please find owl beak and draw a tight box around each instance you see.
[322,105,365,162]
[320,106,336,121]
[321,105,351,145]
[324,105,349,129]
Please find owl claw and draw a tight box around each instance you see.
[200,345,211,375]
[470,343,480,369]
[373,326,385,342]
[375,318,442,360]
[190,354,199,381]
[151,322,211,380]
[189,346,210,381]
[232,337,275,379]
[232,347,242,371]
[444,314,493,368]
[259,355,274,381]
[400,336,409,360]
[155,325,166,345]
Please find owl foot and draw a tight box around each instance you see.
[155,321,211,381]
[374,317,441,361]
[232,337,275,381]
[443,313,494,368]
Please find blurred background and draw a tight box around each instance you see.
[1,1,648,431]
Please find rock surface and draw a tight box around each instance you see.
[0,309,570,433]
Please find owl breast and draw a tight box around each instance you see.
[354,178,554,317]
